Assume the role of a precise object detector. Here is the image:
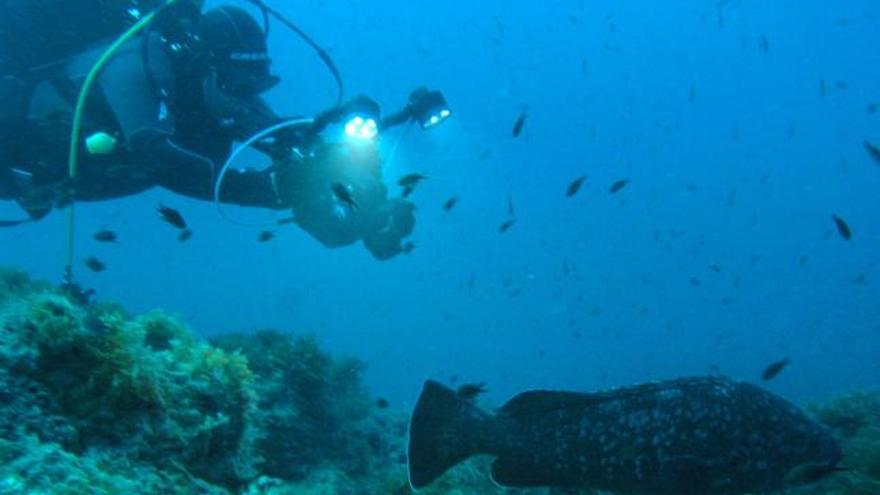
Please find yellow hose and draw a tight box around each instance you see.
[64,0,181,281]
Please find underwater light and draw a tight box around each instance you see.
[344,114,379,140]
[342,96,381,141]
[408,88,451,130]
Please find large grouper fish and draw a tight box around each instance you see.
[407,376,842,494]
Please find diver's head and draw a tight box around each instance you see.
[198,6,279,97]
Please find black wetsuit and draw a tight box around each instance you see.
[0,0,288,220]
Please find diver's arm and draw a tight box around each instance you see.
[134,129,285,209]
[381,87,450,131]
[200,71,306,156]
[380,107,412,130]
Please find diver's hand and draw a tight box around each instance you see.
[256,124,302,162]
[362,199,416,260]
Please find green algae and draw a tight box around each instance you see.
[0,267,394,494]
[213,330,386,482]
[0,271,259,491]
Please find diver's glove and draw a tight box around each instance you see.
[362,198,416,260]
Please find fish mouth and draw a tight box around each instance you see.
[783,434,846,487]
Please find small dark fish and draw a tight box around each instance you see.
[331,183,359,210]
[784,463,850,485]
[709,264,721,273]
[831,214,851,240]
[93,229,117,243]
[401,241,416,254]
[603,43,621,53]
[758,35,769,52]
[258,230,276,242]
[402,186,415,198]
[609,179,630,194]
[865,141,880,165]
[157,204,187,229]
[761,358,791,381]
[566,176,586,197]
[443,196,459,211]
[85,257,106,272]
[398,173,429,188]
[456,382,487,400]
[867,103,878,114]
[376,398,390,409]
[726,187,737,206]
[511,110,527,138]
[177,229,193,243]
[834,81,849,90]
[507,195,515,216]
[498,219,516,233]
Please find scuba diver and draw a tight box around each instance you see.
[0,0,450,260]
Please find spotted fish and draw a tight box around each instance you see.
[407,376,842,494]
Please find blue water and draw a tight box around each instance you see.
[2,0,878,409]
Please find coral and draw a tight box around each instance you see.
[0,267,35,305]
[0,267,399,493]
[0,266,258,491]
[0,365,76,447]
[213,330,390,482]
[0,435,229,495]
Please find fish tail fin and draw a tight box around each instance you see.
[408,380,493,490]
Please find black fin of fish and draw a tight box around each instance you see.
[407,380,491,489]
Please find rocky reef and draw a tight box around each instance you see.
[800,393,880,495]
[0,266,878,494]
[0,267,398,494]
